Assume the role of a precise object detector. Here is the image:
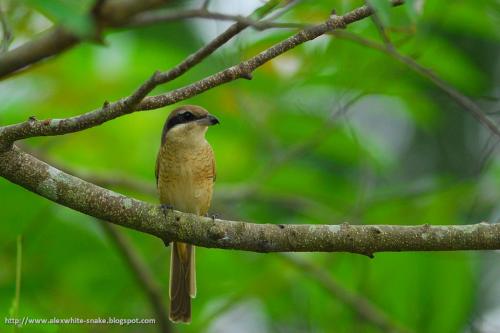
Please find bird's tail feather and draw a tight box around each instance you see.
[169,242,196,323]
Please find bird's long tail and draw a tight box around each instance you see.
[169,242,196,323]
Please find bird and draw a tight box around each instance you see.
[155,105,219,323]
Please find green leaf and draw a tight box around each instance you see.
[22,0,95,38]
[250,0,284,20]
[404,0,418,22]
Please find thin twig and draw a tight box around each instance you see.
[280,254,412,333]
[367,2,393,49]
[201,0,211,10]
[9,235,22,333]
[331,30,500,139]
[254,93,364,184]
[0,7,13,53]
[475,134,498,174]
[100,222,171,333]
[266,0,302,21]
[128,8,304,30]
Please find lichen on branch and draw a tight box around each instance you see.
[1,148,499,255]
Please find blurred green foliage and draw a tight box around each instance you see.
[22,0,95,37]
[1,0,500,332]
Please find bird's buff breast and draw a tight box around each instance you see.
[157,142,214,215]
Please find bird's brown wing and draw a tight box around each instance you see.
[155,150,160,186]
[212,154,216,183]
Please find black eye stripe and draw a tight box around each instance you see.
[168,111,197,127]
[161,111,203,144]
[180,111,195,120]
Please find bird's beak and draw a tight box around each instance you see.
[197,114,220,126]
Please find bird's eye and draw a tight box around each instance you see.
[182,111,195,120]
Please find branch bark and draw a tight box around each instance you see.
[0,0,167,78]
[1,147,499,255]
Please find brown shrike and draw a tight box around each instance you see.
[155,105,219,323]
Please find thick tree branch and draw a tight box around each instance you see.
[0,1,403,150]
[1,147,499,255]
[0,0,167,78]
[0,27,79,79]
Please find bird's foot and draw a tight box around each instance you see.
[162,239,170,247]
[208,213,219,222]
[161,204,174,247]
[160,203,174,217]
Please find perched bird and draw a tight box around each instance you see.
[155,105,219,323]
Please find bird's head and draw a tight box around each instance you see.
[161,105,219,146]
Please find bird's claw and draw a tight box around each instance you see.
[162,239,171,247]
[208,213,219,222]
[160,204,174,248]
[160,203,174,217]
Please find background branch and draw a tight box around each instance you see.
[0,6,13,53]
[100,222,171,333]
[128,8,303,30]
[331,30,500,138]
[0,0,167,78]
[281,254,412,333]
